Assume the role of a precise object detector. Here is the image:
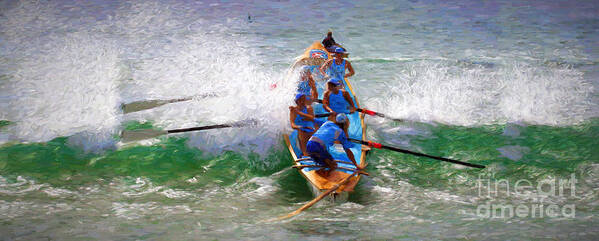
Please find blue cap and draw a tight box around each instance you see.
[295,93,306,102]
[333,47,346,54]
[335,113,348,123]
[327,78,342,86]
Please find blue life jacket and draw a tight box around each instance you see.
[309,121,353,149]
[328,90,350,114]
[294,106,315,132]
[328,59,345,80]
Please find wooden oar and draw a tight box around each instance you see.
[313,99,403,122]
[266,171,361,222]
[349,138,485,169]
[121,92,219,114]
[294,158,355,166]
[120,119,257,142]
[292,165,369,176]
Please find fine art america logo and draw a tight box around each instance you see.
[475,173,577,218]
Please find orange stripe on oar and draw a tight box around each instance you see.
[367,140,382,148]
[360,108,376,116]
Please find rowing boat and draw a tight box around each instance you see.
[284,41,368,201]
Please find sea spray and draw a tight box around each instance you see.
[2,33,122,151]
[370,60,594,126]
[119,32,298,156]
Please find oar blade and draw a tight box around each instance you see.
[121,100,174,114]
[121,92,220,114]
[120,118,258,142]
[121,129,168,142]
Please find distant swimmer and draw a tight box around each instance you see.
[306,113,361,176]
[321,31,345,53]
[290,93,317,155]
[297,66,318,103]
[319,47,355,81]
[323,78,356,134]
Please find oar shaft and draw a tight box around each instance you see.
[312,99,402,121]
[121,119,257,142]
[293,164,369,175]
[381,145,485,169]
[349,139,485,169]
[267,171,359,222]
[167,123,234,134]
[358,108,383,118]
[167,119,256,134]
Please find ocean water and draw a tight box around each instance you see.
[0,0,598,240]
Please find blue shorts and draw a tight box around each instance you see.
[306,141,332,167]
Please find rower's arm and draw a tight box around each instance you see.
[294,106,314,120]
[344,61,355,78]
[322,92,333,113]
[308,75,318,101]
[289,108,300,129]
[343,91,357,112]
[319,60,331,77]
[306,106,315,120]
[343,148,359,168]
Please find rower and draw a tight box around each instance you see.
[319,47,355,81]
[306,113,361,177]
[290,93,317,156]
[323,78,356,133]
[297,66,318,103]
[322,31,345,53]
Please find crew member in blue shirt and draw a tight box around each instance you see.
[306,113,361,176]
[319,47,355,81]
[323,78,356,134]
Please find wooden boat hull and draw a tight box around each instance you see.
[284,41,367,199]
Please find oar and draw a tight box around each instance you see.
[120,119,257,142]
[293,165,370,175]
[349,138,485,169]
[356,108,404,122]
[315,113,332,118]
[121,92,219,114]
[313,99,403,122]
[266,170,362,222]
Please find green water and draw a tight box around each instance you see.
[1,119,597,239]
[3,119,595,188]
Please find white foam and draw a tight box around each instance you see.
[119,31,297,156]
[2,33,122,150]
[1,0,297,155]
[100,0,298,156]
[372,61,595,126]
